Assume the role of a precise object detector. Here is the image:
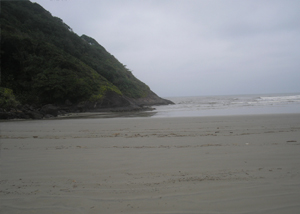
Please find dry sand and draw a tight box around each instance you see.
[1,114,300,214]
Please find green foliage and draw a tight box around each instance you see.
[0,87,20,109]
[1,0,151,106]
[89,84,122,102]
[80,34,150,98]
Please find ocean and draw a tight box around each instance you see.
[151,93,300,118]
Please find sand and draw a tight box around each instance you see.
[1,114,300,214]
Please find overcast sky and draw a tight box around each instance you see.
[33,0,300,97]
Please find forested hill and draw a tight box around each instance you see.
[0,0,172,118]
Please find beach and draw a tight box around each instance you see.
[1,113,300,213]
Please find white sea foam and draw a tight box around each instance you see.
[152,93,300,117]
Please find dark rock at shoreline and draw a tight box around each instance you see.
[0,112,11,119]
[26,111,44,119]
[128,91,174,106]
[0,91,173,120]
[40,104,58,117]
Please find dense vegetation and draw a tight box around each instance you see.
[0,0,151,107]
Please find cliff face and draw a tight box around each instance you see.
[0,0,173,118]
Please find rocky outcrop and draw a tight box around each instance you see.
[128,91,174,107]
[74,91,172,113]
[0,104,54,120]
[40,104,59,117]
[0,91,173,120]
[77,91,139,112]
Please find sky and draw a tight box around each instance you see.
[32,0,300,97]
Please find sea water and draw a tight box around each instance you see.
[152,93,300,117]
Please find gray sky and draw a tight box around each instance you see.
[33,0,300,97]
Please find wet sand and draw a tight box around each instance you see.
[1,114,300,213]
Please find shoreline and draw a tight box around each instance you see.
[2,109,300,122]
[2,93,299,121]
[1,113,300,213]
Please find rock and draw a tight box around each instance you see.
[44,114,54,118]
[40,104,58,117]
[76,91,142,112]
[0,112,10,119]
[26,111,43,119]
[0,90,173,120]
[58,110,67,115]
[99,91,135,108]
[0,109,28,119]
[20,113,30,119]
[128,91,174,106]
[23,104,35,111]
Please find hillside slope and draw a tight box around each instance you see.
[0,0,172,118]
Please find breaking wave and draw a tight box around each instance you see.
[152,93,300,117]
